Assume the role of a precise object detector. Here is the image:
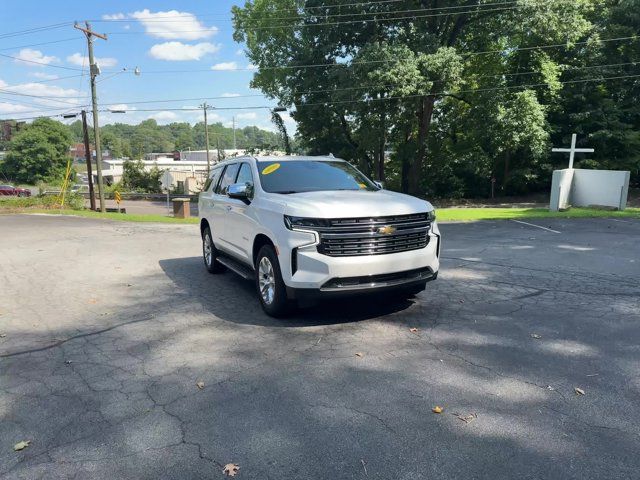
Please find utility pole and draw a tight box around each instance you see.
[81,110,96,210]
[75,22,107,212]
[200,103,211,175]
[232,116,236,151]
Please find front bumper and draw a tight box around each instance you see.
[278,221,441,295]
[286,266,437,300]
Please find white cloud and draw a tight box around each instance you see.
[15,48,58,67]
[211,62,238,71]
[130,9,218,40]
[0,80,84,116]
[221,93,241,98]
[236,112,257,120]
[148,111,178,123]
[102,13,125,20]
[67,52,118,68]
[149,42,220,61]
[0,102,31,114]
[107,104,135,111]
[31,72,58,80]
[246,63,257,70]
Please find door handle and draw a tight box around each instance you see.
[225,205,232,211]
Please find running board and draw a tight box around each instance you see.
[217,255,254,280]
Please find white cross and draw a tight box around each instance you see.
[552,133,594,169]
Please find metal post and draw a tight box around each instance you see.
[202,103,211,175]
[233,115,236,150]
[81,110,96,211]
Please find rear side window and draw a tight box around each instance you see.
[204,166,223,192]
[216,163,239,195]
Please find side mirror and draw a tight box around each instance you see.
[228,182,253,202]
[374,181,384,189]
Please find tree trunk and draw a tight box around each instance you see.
[409,95,436,197]
[502,150,511,192]
[377,108,386,182]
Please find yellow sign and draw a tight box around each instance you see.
[261,163,281,175]
[114,191,122,204]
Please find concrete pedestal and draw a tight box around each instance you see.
[172,198,191,218]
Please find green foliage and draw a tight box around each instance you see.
[233,0,640,197]
[0,192,83,210]
[121,159,162,193]
[3,118,72,184]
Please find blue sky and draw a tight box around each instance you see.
[0,0,290,131]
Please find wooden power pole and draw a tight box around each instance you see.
[200,103,212,175]
[75,22,107,212]
[81,110,96,210]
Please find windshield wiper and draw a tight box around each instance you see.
[273,190,300,194]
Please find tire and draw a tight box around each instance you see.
[255,244,292,317]
[202,226,226,274]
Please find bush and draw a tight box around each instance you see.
[0,192,84,211]
[121,160,162,193]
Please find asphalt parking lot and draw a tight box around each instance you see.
[1,214,639,479]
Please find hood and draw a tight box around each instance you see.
[278,189,433,218]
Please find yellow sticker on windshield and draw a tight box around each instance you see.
[358,183,367,189]
[262,163,281,175]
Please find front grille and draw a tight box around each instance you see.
[316,213,430,257]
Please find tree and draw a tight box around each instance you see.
[121,159,162,193]
[233,0,601,197]
[3,118,72,184]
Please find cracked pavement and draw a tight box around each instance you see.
[1,214,639,479]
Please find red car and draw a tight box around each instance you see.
[0,184,31,197]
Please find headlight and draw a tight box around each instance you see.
[426,210,436,222]
[284,215,330,230]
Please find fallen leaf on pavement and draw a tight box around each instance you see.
[223,463,240,477]
[64,360,72,365]
[432,406,443,414]
[453,412,477,423]
[530,333,542,339]
[355,352,364,358]
[0,333,6,338]
[14,440,30,451]
[196,381,205,390]
[574,387,585,395]
[409,328,418,334]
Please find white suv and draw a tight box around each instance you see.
[199,156,440,317]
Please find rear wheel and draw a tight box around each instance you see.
[255,245,292,317]
[202,226,226,274]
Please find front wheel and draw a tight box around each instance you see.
[202,226,226,274]
[255,245,292,317]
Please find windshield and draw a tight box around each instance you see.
[256,160,378,194]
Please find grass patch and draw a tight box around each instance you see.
[2,205,638,225]
[436,207,640,222]
[1,208,199,224]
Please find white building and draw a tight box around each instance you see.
[98,159,212,193]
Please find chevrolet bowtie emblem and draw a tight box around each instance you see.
[377,225,396,235]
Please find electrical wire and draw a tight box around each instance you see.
[0,22,72,40]
[104,5,521,34]
[0,37,78,52]
[0,52,84,71]
[107,35,639,75]
[96,1,519,25]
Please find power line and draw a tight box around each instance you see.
[97,61,640,106]
[0,52,84,71]
[0,88,86,106]
[105,5,521,34]
[96,1,519,24]
[101,72,640,112]
[0,37,78,52]
[107,35,639,75]
[4,70,636,122]
[0,22,72,39]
